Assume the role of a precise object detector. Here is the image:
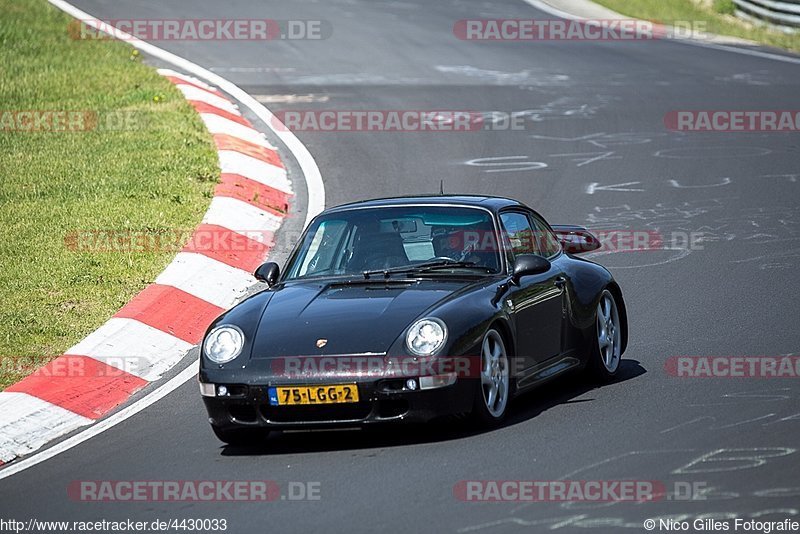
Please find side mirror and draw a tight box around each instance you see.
[551,225,601,254]
[254,262,280,287]
[511,254,551,284]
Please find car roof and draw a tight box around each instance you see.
[322,195,527,214]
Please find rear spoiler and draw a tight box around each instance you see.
[551,225,601,254]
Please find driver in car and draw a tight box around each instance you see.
[433,226,499,271]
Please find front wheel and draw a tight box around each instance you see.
[212,426,269,446]
[588,289,622,380]
[471,328,510,426]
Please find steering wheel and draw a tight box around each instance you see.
[361,255,409,271]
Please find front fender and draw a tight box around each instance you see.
[199,289,274,373]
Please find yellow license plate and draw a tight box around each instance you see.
[271,384,359,406]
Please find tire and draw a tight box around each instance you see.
[212,426,269,446]
[471,328,511,426]
[588,289,622,381]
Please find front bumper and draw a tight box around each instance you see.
[200,375,475,431]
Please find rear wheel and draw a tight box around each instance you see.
[471,328,510,426]
[212,426,269,446]
[588,289,622,380]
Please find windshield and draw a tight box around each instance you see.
[284,206,502,280]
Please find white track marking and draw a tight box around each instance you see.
[218,150,292,193]
[200,114,277,148]
[175,84,241,115]
[202,197,284,237]
[586,181,645,194]
[0,393,92,463]
[523,0,800,65]
[669,177,732,188]
[0,365,198,480]
[155,253,255,309]
[68,318,193,381]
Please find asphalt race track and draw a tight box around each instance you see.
[2,0,800,532]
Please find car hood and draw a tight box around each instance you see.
[249,279,471,360]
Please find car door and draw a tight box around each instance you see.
[499,210,565,374]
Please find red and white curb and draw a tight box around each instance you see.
[0,69,291,465]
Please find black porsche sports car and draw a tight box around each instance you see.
[199,195,627,444]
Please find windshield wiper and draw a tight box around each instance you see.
[362,265,423,279]
[417,261,493,273]
[362,259,491,278]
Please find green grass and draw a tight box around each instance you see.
[713,0,736,16]
[592,0,800,53]
[0,0,218,388]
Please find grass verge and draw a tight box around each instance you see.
[592,0,800,53]
[0,0,218,388]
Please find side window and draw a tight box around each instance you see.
[530,213,562,258]
[500,212,536,257]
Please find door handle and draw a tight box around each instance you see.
[554,276,567,288]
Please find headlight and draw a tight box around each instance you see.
[405,318,447,357]
[203,325,244,364]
